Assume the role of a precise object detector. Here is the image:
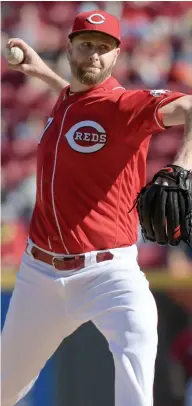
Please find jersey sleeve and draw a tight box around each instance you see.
[117,89,185,145]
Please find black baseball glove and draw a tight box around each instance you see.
[133,165,192,247]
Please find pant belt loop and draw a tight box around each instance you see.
[26,241,35,259]
[83,252,91,267]
[89,251,97,266]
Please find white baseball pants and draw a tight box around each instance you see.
[1,243,158,406]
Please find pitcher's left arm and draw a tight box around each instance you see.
[159,96,192,170]
[159,95,192,126]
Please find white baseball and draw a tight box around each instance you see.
[5,46,25,65]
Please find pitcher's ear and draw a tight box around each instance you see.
[67,40,72,57]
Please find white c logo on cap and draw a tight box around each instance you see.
[87,13,105,25]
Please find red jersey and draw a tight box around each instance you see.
[29,76,184,254]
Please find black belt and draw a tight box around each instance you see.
[26,244,114,271]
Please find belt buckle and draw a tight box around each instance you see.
[52,256,65,269]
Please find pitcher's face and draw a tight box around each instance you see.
[67,32,120,85]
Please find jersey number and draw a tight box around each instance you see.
[38,117,54,144]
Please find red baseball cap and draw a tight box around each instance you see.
[68,10,121,44]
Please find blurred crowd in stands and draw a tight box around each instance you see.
[1,1,192,272]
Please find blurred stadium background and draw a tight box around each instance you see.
[1,1,192,406]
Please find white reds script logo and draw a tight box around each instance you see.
[87,13,105,24]
[65,121,107,153]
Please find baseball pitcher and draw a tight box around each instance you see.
[2,10,192,406]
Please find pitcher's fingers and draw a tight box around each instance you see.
[7,38,29,52]
[7,63,22,71]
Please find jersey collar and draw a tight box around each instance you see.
[63,76,122,101]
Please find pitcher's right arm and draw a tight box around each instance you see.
[6,38,69,94]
